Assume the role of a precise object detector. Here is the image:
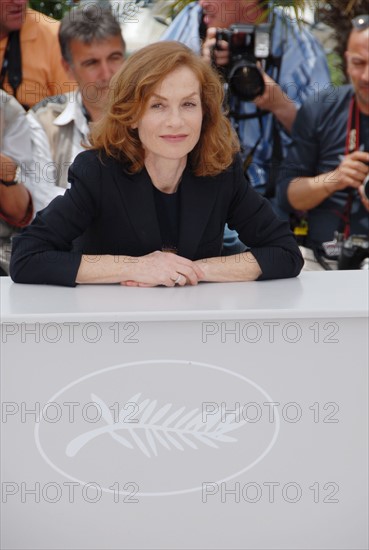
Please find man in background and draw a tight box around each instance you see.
[276,15,369,270]
[26,5,126,212]
[0,0,74,108]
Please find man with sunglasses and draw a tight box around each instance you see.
[277,15,369,270]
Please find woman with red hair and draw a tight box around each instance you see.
[10,41,303,286]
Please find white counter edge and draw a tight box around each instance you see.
[1,309,368,323]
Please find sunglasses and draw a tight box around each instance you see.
[352,14,369,30]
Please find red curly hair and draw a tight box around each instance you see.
[89,41,240,176]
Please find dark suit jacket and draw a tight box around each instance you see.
[10,150,303,286]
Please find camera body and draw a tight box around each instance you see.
[337,234,369,270]
[322,232,369,269]
[215,23,271,102]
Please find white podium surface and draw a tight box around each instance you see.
[1,271,368,549]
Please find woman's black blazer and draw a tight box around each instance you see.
[10,150,303,286]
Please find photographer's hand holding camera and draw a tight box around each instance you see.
[332,151,369,210]
[287,149,369,212]
[202,26,296,133]
[277,17,369,270]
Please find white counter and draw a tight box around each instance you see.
[1,272,368,549]
[1,270,367,322]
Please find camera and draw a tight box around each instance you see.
[322,231,369,269]
[215,23,271,102]
[337,234,369,270]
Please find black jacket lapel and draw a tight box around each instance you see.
[112,163,162,252]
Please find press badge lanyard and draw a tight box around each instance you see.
[339,95,360,239]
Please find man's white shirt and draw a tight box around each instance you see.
[27,91,90,214]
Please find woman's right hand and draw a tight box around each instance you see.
[121,250,205,287]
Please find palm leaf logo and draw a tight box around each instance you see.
[66,393,248,459]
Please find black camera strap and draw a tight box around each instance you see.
[0,31,22,100]
[264,114,283,197]
[314,95,360,269]
[241,109,264,171]
[264,55,283,198]
[229,54,283,188]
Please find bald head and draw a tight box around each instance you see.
[347,26,369,50]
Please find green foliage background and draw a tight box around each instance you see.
[29,0,74,19]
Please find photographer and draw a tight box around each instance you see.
[276,16,369,270]
[161,0,330,198]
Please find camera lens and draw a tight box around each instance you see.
[228,61,265,102]
[363,172,369,200]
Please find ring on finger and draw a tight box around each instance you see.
[172,274,182,284]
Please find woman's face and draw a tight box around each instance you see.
[135,66,203,166]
